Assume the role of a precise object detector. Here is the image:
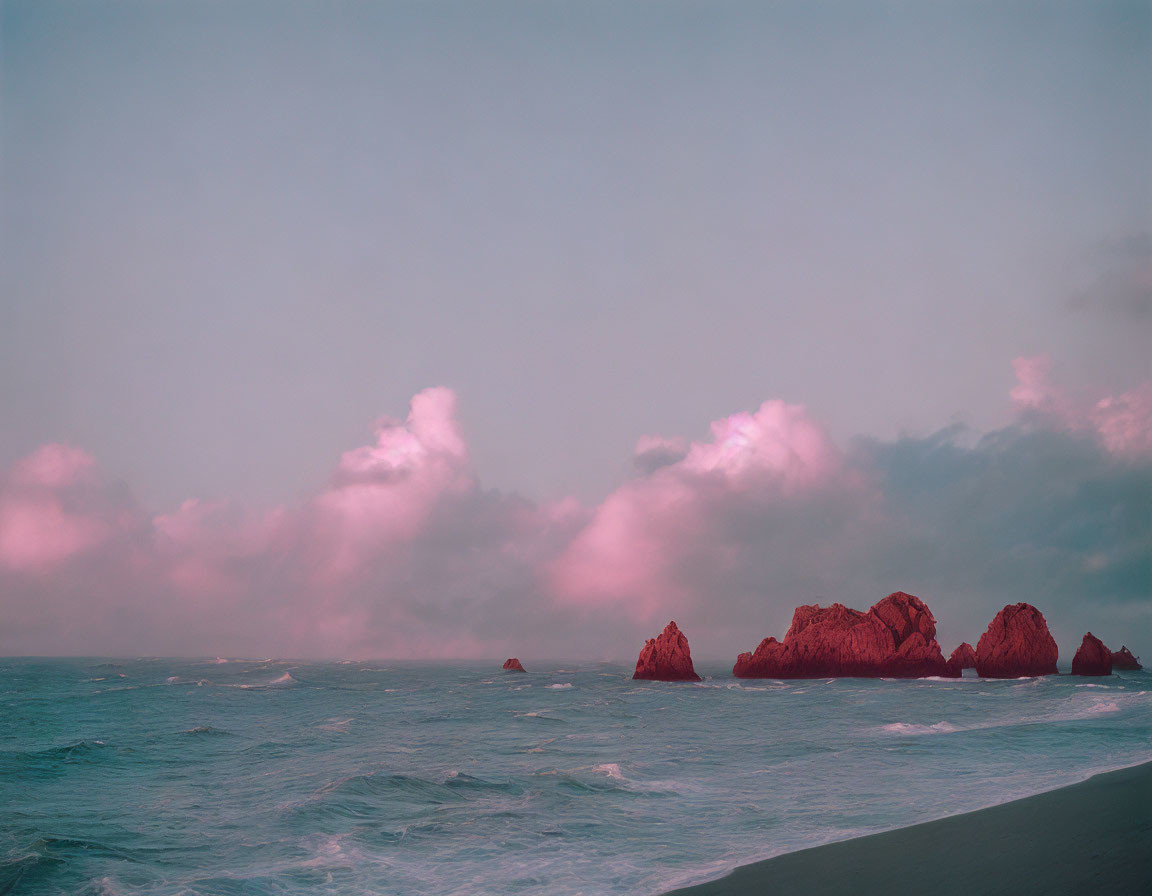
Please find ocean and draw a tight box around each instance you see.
[1,658,1149,895]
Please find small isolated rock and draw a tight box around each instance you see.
[1111,646,1142,671]
[975,603,1059,678]
[944,642,977,678]
[502,658,526,673]
[1071,633,1112,676]
[633,621,701,682]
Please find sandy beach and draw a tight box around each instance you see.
[665,760,1152,896]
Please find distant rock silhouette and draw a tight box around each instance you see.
[1071,633,1112,676]
[944,642,977,677]
[633,621,701,682]
[974,603,1059,678]
[733,592,949,679]
[1111,646,1143,671]
[502,658,526,673]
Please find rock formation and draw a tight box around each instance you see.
[633,621,701,682]
[1071,633,1112,676]
[974,603,1059,678]
[944,642,977,677]
[733,592,949,679]
[502,658,526,672]
[1111,646,1143,671]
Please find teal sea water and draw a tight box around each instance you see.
[1,658,1149,895]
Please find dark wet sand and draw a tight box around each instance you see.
[664,760,1152,896]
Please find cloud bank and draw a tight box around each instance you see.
[1,361,1149,659]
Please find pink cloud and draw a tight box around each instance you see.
[1091,383,1152,458]
[551,400,842,618]
[0,391,489,655]
[151,498,285,597]
[1,368,1147,658]
[305,387,476,589]
[0,498,110,572]
[331,387,470,487]
[1010,355,1063,414]
[679,400,839,488]
[9,443,100,490]
[1,392,850,653]
[0,445,115,572]
[1010,355,1152,458]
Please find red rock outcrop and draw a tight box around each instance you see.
[1071,633,1112,676]
[502,658,526,673]
[733,592,949,679]
[944,642,977,677]
[1111,646,1143,671]
[974,603,1059,678]
[633,621,701,682]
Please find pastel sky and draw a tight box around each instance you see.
[1,1,1149,659]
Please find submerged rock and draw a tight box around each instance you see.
[502,658,526,673]
[944,642,977,677]
[974,603,1059,678]
[1111,646,1143,671]
[1071,633,1112,677]
[733,591,949,679]
[633,621,701,682]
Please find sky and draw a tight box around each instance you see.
[1,1,1149,660]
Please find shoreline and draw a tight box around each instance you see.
[662,759,1152,895]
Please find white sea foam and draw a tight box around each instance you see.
[299,833,360,869]
[880,721,960,735]
[237,672,297,689]
[547,683,573,689]
[86,877,125,896]
[879,691,1143,737]
[919,676,980,683]
[596,762,624,780]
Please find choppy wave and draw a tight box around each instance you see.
[38,740,113,761]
